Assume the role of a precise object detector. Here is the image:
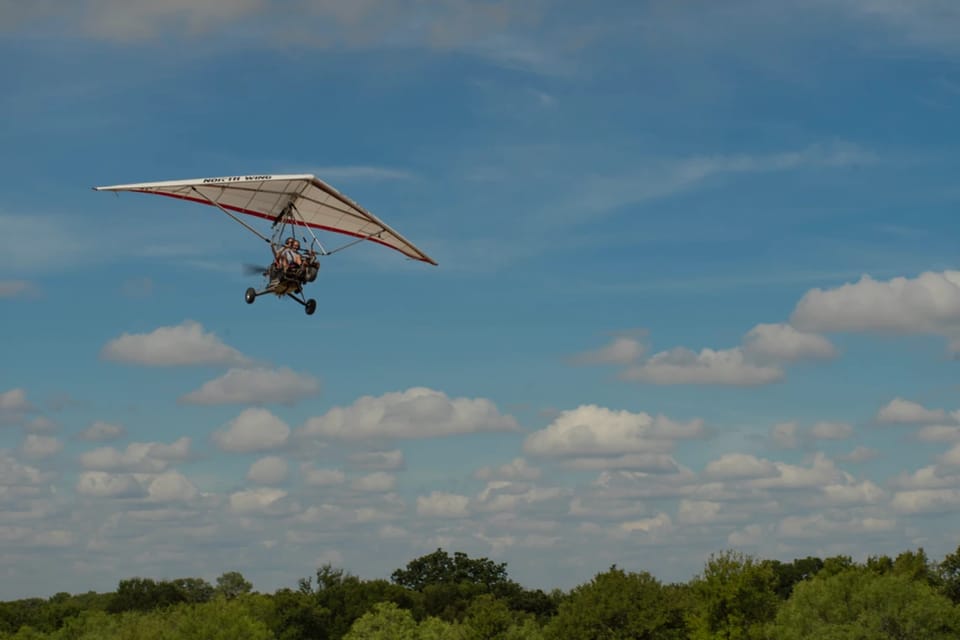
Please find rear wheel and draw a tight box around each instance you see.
[245,288,256,304]
[305,299,317,315]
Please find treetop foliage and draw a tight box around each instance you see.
[3,545,960,639]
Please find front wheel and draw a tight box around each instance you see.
[305,299,317,315]
[245,287,256,304]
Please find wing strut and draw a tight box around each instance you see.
[324,228,387,256]
[189,186,272,245]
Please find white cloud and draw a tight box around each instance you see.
[820,480,887,506]
[876,397,946,424]
[563,453,680,473]
[180,367,320,406]
[24,417,57,433]
[352,472,396,492]
[777,513,896,538]
[840,446,880,463]
[299,387,518,441]
[572,337,645,365]
[229,488,287,514]
[147,471,198,503]
[348,450,405,471]
[476,481,567,513]
[100,320,250,367]
[742,323,837,361]
[937,442,960,467]
[0,280,31,297]
[0,389,31,412]
[212,408,290,453]
[810,421,854,440]
[618,512,673,538]
[622,347,783,386]
[770,422,800,449]
[0,452,51,487]
[890,465,960,490]
[703,453,778,480]
[524,404,701,457]
[300,464,345,486]
[474,457,540,480]
[917,425,960,442]
[891,488,960,514]
[246,456,289,485]
[80,437,190,473]
[746,453,847,490]
[78,421,126,442]
[790,271,960,349]
[416,491,470,518]
[21,435,62,459]
[75,471,146,498]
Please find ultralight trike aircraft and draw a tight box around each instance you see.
[94,174,437,315]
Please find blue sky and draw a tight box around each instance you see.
[2,0,960,599]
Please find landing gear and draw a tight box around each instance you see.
[245,287,257,304]
[305,299,316,315]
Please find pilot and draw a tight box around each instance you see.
[277,237,302,270]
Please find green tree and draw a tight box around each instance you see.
[344,602,418,640]
[392,550,510,593]
[544,566,685,640]
[687,550,779,640]
[769,567,960,639]
[215,571,254,599]
[765,557,824,599]
[937,543,960,603]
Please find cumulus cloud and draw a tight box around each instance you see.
[840,446,880,463]
[769,422,800,449]
[229,488,287,514]
[299,387,518,441]
[810,421,854,440]
[777,513,896,538]
[246,456,289,485]
[0,388,32,413]
[621,347,783,386]
[917,425,960,443]
[21,435,62,459]
[563,453,681,473]
[301,464,345,486]
[76,471,146,498]
[571,337,645,365]
[352,472,396,492]
[742,323,837,361]
[746,453,848,490]
[80,437,190,473]
[790,271,960,351]
[78,421,126,442]
[524,404,702,457]
[876,397,946,424]
[348,450,405,471]
[416,491,470,518]
[891,488,960,514]
[475,457,540,480]
[100,320,250,367]
[702,453,778,480]
[24,417,57,433]
[180,367,320,405]
[475,481,567,513]
[212,408,290,453]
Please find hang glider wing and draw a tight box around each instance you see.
[93,173,437,265]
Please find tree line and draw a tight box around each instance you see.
[2,544,960,638]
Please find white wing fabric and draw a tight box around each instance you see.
[94,173,437,265]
